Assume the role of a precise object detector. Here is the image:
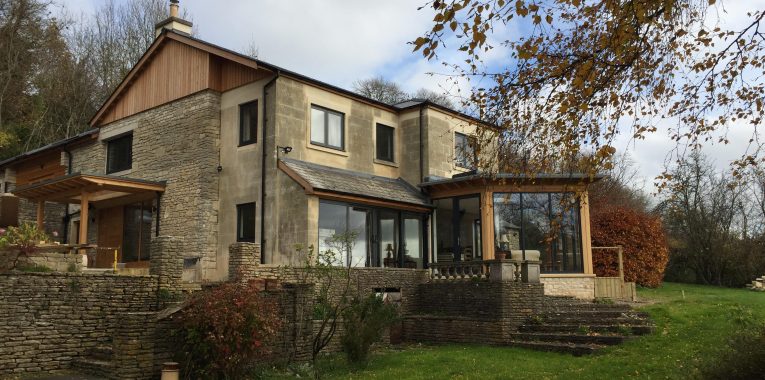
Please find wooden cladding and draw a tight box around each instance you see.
[96,39,269,126]
[15,152,65,186]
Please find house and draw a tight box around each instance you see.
[0,1,599,299]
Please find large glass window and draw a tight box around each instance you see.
[311,105,344,150]
[433,195,482,262]
[493,192,583,273]
[319,201,424,269]
[239,100,258,145]
[122,200,152,263]
[106,134,132,174]
[376,123,395,162]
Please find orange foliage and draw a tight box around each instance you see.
[590,206,669,288]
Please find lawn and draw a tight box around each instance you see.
[266,283,765,379]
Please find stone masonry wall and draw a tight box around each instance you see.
[0,272,158,376]
[69,90,222,281]
[541,276,595,300]
[17,199,66,240]
[403,281,545,345]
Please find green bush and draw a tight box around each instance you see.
[0,223,50,270]
[340,294,399,365]
[18,263,52,273]
[699,325,765,380]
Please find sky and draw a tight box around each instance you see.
[60,0,765,194]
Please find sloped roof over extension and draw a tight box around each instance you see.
[278,158,431,212]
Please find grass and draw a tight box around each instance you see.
[264,283,765,379]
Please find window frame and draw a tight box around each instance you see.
[239,100,258,146]
[375,123,395,162]
[454,132,477,169]
[106,133,133,174]
[236,202,256,243]
[310,104,345,151]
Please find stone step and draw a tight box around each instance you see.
[539,315,652,326]
[71,357,113,378]
[510,332,628,346]
[519,324,654,335]
[508,340,604,356]
[544,310,650,319]
[88,345,113,361]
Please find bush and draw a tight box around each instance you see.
[0,223,49,270]
[590,206,669,288]
[173,280,282,379]
[340,293,399,365]
[700,325,765,379]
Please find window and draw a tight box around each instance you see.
[376,123,395,162]
[318,201,368,267]
[454,132,476,169]
[236,203,256,242]
[310,105,344,150]
[239,100,258,145]
[493,192,583,273]
[106,134,132,174]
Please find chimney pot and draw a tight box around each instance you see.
[170,0,179,18]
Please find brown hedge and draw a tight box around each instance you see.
[590,206,669,288]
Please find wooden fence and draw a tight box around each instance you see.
[592,246,637,301]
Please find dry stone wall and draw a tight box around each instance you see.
[0,272,158,376]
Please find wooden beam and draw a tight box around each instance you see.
[480,189,495,260]
[79,192,89,251]
[36,201,44,230]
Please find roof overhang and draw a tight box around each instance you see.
[421,172,605,198]
[12,173,165,208]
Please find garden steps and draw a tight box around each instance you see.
[510,296,655,355]
[507,340,605,356]
[519,324,654,335]
[71,345,113,378]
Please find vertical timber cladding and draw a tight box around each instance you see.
[88,91,222,279]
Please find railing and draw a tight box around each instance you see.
[430,261,491,280]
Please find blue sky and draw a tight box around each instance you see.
[59,0,765,193]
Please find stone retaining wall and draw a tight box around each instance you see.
[0,272,158,376]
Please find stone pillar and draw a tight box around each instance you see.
[522,261,541,283]
[228,242,260,282]
[113,312,156,380]
[489,260,520,282]
[150,236,184,294]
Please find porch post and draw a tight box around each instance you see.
[36,201,44,230]
[480,188,495,260]
[79,192,89,246]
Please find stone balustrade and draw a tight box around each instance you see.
[430,259,541,283]
[429,261,492,280]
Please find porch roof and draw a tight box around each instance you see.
[278,158,431,212]
[12,172,166,206]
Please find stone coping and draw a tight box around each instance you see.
[540,273,597,278]
[256,264,429,273]
[0,271,158,279]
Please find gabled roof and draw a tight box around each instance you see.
[278,158,431,211]
[90,29,491,128]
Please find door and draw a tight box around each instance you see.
[96,206,123,268]
[377,211,398,268]
[402,214,423,268]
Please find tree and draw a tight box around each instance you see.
[352,76,409,105]
[414,1,765,182]
[412,87,455,109]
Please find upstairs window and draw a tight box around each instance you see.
[455,132,476,169]
[376,123,395,162]
[239,100,258,146]
[237,202,256,242]
[310,105,344,150]
[106,134,133,174]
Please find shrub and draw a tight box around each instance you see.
[173,280,282,379]
[0,223,49,270]
[340,293,399,365]
[18,263,53,273]
[590,206,669,288]
[699,325,765,380]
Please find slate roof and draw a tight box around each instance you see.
[279,158,431,208]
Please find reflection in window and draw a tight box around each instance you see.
[433,196,482,262]
[318,201,368,267]
[493,192,583,273]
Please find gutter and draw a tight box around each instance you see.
[260,71,280,264]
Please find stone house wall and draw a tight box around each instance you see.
[0,272,158,376]
[69,90,222,280]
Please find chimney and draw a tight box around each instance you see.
[155,0,193,37]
